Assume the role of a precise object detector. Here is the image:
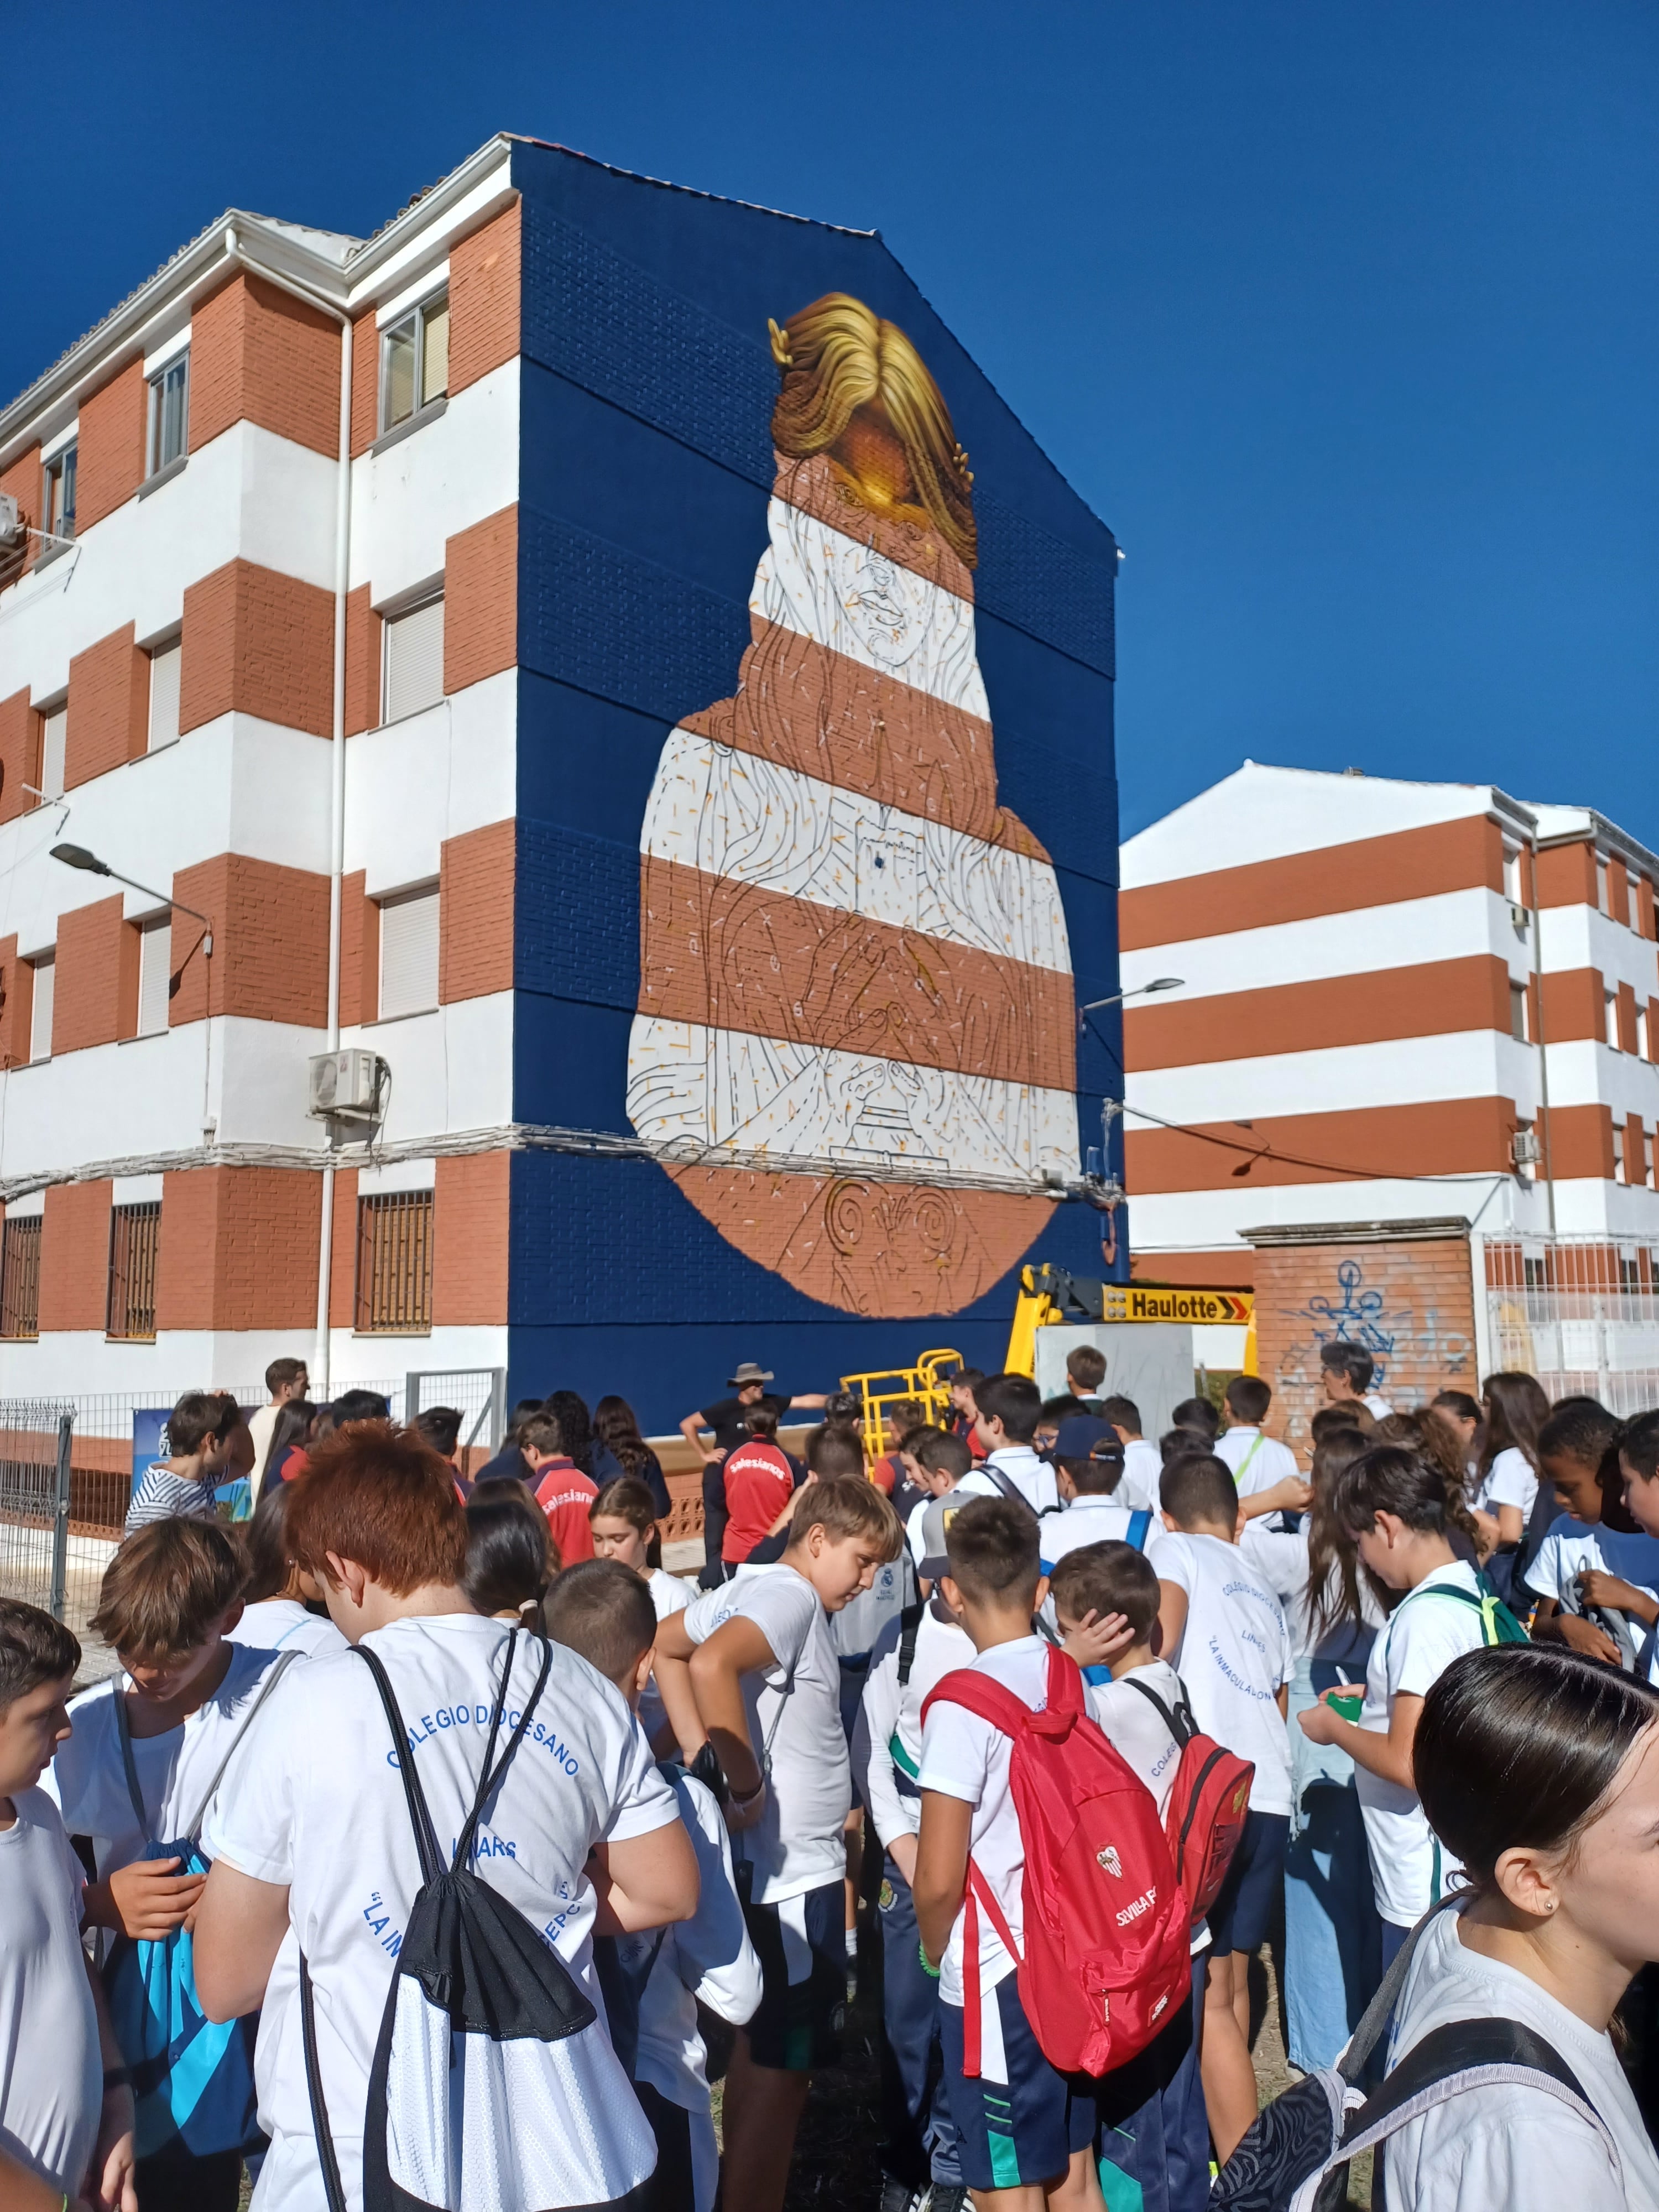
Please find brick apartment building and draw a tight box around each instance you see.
[1121,764,1659,1438]
[0,135,1122,1429]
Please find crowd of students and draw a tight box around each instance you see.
[6,1342,1659,2211]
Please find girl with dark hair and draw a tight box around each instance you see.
[461,1480,556,1630]
[1298,1447,1496,1968]
[228,1484,346,1656]
[1282,1426,1388,2071]
[261,1399,319,1493]
[542,1390,599,1480]
[590,1478,689,1751]
[1472,1370,1551,1552]
[593,1395,671,1518]
[1380,1646,1659,2208]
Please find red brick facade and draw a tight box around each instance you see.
[189,272,341,461]
[52,898,137,1055]
[443,506,517,693]
[76,359,149,533]
[1248,1224,1479,1456]
[439,822,514,1003]
[0,690,39,826]
[337,872,379,1029]
[169,855,330,1026]
[38,1182,113,1333]
[343,585,382,735]
[433,1152,510,1323]
[154,1166,323,1331]
[0,936,23,1067]
[328,1166,359,1327]
[179,558,335,738]
[448,201,520,395]
[349,308,380,460]
[65,625,149,788]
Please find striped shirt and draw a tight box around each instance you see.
[125,1463,219,1535]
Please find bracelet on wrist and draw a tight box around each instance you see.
[917,1940,941,1980]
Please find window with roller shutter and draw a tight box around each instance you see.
[382,596,445,724]
[135,918,171,1037]
[148,639,181,751]
[378,886,439,1019]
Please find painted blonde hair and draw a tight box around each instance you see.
[769,293,977,568]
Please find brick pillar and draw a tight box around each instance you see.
[1242,1218,1479,1458]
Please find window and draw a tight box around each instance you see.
[147,353,189,476]
[43,445,76,542]
[1606,991,1621,1050]
[377,885,439,1019]
[148,639,181,750]
[1509,980,1530,1042]
[1640,1005,1651,1062]
[1613,1122,1626,1183]
[379,292,449,432]
[1503,844,1522,903]
[1597,854,1610,916]
[382,596,445,723]
[28,957,54,1063]
[0,1215,41,1338]
[107,1201,160,1339]
[38,703,66,801]
[354,1190,432,1333]
[135,919,171,1037]
[1620,1248,1641,1294]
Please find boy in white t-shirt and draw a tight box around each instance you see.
[1298,1444,1491,1968]
[1214,1374,1310,1522]
[655,1474,903,2212]
[905,1431,999,1582]
[193,1423,698,2212]
[1098,1396,1162,1513]
[546,1562,761,2212]
[1039,1418,1151,1573]
[1047,1546,1210,2212]
[0,1601,135,2212]
[1155,1452,1292,2164]
[46,1517,291,2212]
[860,1562,975,2207]
[972,1374,1061,1515]
[1527,1402,1659,1667]
[912,1495,1102,2209]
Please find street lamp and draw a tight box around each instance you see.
[50,843,213,955]
[1077,976,1183,1027]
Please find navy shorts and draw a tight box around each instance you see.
[1208,1808,1291,1956]
[739,1877,846,2071]
[940,1976,1097,2192]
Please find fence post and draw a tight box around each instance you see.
[404,1373,419,1426]
[489,1368,506,1451]
[50,1413,72,1623]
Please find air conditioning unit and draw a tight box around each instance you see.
[0,493,22,550]
[308,1048,383,1121]
[1512,1128,1542,1167]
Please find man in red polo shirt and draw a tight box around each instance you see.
[522,1411,597,1565]
[719,1402,799,1571]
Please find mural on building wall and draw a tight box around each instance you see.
[627,294,1078,1316]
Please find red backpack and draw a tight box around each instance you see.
[922,1644,1191,2079]
[1123,1676,1254,1921]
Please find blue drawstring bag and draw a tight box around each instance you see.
[102,1653,296,2158]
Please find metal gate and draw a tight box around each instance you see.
[1481,1238,1659,1416]
[403,1369,507,1458]
[0,1404,116,1672]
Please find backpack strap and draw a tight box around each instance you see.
[1231,1433,1265,1485]
[1122,1673,1196,1748]
[896,1600,926,1688]
[921,1665,1034,1739]
[1336,2017,1616,2193]
[1337,1894,1462,2086]
[299,1952,349,2212]
[112,1684,150,1842]
[982,1465,1039,1516]
[181,1649,301,1842]
[354,1644,448,1885]
[1126,1507,1152,1552]
[453,1627,554,1873]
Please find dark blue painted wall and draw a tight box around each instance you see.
[503,142,1121,1428]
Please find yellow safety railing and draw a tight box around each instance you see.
[839,1348,963,1464]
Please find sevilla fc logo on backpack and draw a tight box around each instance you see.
[1097,1845,1122,1879]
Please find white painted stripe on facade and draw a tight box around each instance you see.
[1121,888,1527,998]
[627,1018,1078,1185]
[753,501,989,718]
[1127,1031,1545,1125]
[1541,1040,1659,1115]
[1127,1177,1538,1254]
[1533,904,1659,999]
[352,359,519,608]
[640,729,1072,975]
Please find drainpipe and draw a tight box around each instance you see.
[220,229,352,1397]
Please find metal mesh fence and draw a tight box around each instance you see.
[0,1402,118,1680]
[1483,1237,1659,1417]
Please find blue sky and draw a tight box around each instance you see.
[7,1,1654,841]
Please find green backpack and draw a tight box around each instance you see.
[1397,1574,1528,1647]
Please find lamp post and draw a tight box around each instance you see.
[1077,975,1184,1025]
[50,844,213,954]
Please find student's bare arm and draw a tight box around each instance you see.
[1275,1685,1288,1721]
[652,1614,707,1761]
[588,1820,700,1934]
[1578,1571,1659,1625]
[1530,1596,1623,1663]
[192,1861,292,2022]
[1299,1687,1421,1790]
[687,1617,779,1806]
[913,1790,973,1968]
[1156,1579,1188,1661]
[787,1394,828,1410]
[82,1857,205,1940]
[0,2137,84,2212]
[1240,1478,1313,1519]
[85,1961,137,2212]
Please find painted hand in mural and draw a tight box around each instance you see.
[628,294,1079,1316]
